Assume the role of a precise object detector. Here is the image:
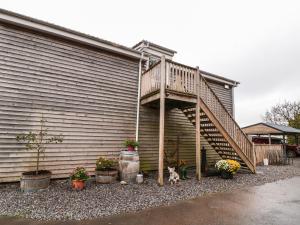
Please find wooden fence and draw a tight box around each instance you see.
[254,144,283,165]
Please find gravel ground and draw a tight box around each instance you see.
[0,164,300,221]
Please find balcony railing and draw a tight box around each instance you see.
[141,60,197,98]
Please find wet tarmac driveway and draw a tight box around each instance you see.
[2,175,300,225]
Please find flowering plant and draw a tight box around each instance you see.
[70,167,89,181]
[215,159,240,174]
[226,160,241,174]
[96,157,118,171]
[215,160,230,172]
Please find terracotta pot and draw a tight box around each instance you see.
[72,180,85,190]
[20,170,51,192]
[127,146,135,151]
[95,170,118,184]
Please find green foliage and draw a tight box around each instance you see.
[264,100,300,125]
[70,167,89,181]
[288,114,300,144]
[16,116,63,175]
[124,139,139,148]
[96,157,118,171]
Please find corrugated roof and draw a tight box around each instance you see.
[243,122,300,134]
[264,122,300,134]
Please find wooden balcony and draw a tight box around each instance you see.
[141,59,198,107]
[141,57,255,185]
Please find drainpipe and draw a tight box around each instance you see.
[135,52,144,144]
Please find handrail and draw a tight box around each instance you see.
[199,75,254,165]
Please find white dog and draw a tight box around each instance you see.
[168,167,180,185]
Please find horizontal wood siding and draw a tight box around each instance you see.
[206,80,233,115]
[0,23,139,182]
[139,108,221,171]
[0,23,224,182]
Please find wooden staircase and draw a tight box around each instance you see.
[140,58,256,181]
[181,75,255,173]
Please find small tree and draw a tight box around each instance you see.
[16,116,63,175]
[264,100,300,125]
[264,100,300,144]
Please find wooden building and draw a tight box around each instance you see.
[0,9,255,183]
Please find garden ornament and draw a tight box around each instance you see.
[168,167,180,184]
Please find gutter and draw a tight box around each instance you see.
[135,53,144,143]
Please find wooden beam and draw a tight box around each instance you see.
[195,67,201,180]
[158,56,166,186]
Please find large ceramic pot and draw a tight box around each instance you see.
[20,170,51,192]
[119,150,140,182]
[72,180,85,190]
[95,170,118,184]
[220,171,233,179]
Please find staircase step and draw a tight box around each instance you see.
[180,101,255,173]
[201,125,216,129]
[218,153,239,157]
[212,139,229,146]
[203,133,223,137]
[211,143,231,147]
[202,130,220,134]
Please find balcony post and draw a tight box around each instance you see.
[195,67,201,180]
[158,56,166,186]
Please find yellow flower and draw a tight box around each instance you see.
[226,160,240,174]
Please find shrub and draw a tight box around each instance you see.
[70,167,89,181]
[96,157,118,171]
[124,139,139,148]
[16,116,63,175]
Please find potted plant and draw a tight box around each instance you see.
[70,167,89,190]
[95,157,118,184]
[215,159,240,179]
[16,116,63,192]
[124,139,139,151]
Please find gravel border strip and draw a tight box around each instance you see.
[0,165,299,220]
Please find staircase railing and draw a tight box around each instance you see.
[199,75,255,167]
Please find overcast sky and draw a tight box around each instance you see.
[1,0,299,126]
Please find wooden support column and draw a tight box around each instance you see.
[158,56,166,186]
[195,67,201,180]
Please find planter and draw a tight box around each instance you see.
[220,171,233,179]
[95,170,118,184]
[20,170,51,192]
[127,146,135,151]
[136,174,143,184]
[72,180,85,190]
[119,150,140,182]
[263,158,269,166]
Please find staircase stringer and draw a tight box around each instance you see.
[199,99,255,173]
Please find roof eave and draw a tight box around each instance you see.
[0,8,144,60]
